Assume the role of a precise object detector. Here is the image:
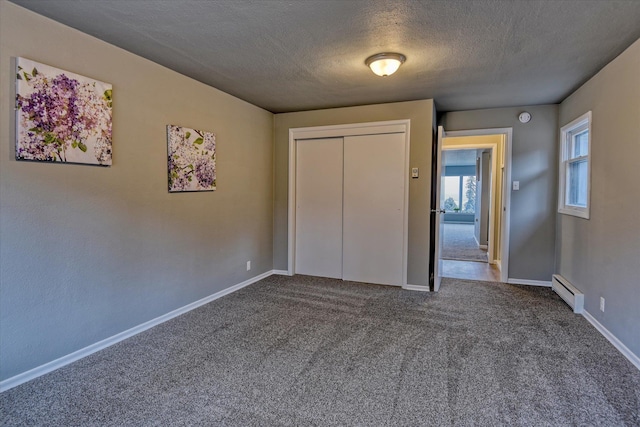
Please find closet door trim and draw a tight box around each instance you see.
[288,120,410,287]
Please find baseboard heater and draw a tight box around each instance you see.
[552,274,584,313]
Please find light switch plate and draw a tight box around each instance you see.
[512,181,520,190]
[411,167,419,178]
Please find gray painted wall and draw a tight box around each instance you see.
[441,105,559,281]
[273,100,434,286]
[0,2,274,381]
[557,38,640,357]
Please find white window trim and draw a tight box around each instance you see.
[558,111,591,219]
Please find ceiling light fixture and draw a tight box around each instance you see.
[365,52,406,77]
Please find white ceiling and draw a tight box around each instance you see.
[11,0,640,113]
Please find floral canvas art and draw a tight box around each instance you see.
[167,125,216,192]
[15,58,112,166]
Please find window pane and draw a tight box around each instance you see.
[567,159,588,207]
[571,130,589,158]
[559,111,590,218]
[443,176,460,211]
[462,175,476,213]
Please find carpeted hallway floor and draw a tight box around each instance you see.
[442,223,488,262]
[1,275,639,426]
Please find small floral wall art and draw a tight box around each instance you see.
[167,125,216,192]
[15,58,113,166]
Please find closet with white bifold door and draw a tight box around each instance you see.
[292,120,409,287]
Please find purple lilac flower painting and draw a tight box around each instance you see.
[167,125,216,192]
[15,58,112,166]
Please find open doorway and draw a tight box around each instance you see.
[441,149,488,263]
[441,146,498,282]
[431,128,512,288]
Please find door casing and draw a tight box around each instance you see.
[432,127,513,284]
[288,120,411,287]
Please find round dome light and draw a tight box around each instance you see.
[365,53,406,77]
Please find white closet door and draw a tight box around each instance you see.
[343,133,406,286]
[295,137,343,278]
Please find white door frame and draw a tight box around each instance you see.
[442,142,498,264]
[439,128,512,283]
[433,126,446,291]
[288,120,411,286]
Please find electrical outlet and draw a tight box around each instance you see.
[600,297,605,312]
[246,261,251,271]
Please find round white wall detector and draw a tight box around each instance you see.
[518,112,531,123]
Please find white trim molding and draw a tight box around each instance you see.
[441,128,513,284]
[272,270,290,276]
[402,284,431,292]
[558,111,591,219]
[583,310,640,371]
[0,270,277,393]
[507,278,552,287]
[288,121,408,139]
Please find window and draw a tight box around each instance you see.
[443,174,476,213]
[559,111,591,219]
[444,176,461,211]
[462,175,476,213]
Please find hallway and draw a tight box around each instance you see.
[442,259,500,282]
[441,222,499,282]
[442,223,488,263]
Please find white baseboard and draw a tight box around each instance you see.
[402,284,430,292]
[479,244,488,250]
[582,310,640,371]
[507,278,552,287]
[0,270,276,393]
[10,270,636,395]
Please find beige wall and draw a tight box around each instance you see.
[557,38,640,357]
[0,1,274,381]
[273,100,435,285]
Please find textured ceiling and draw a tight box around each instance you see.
[10,0,640,113]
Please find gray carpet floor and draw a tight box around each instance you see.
[442,223,488,262]
[1,275,639,426]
